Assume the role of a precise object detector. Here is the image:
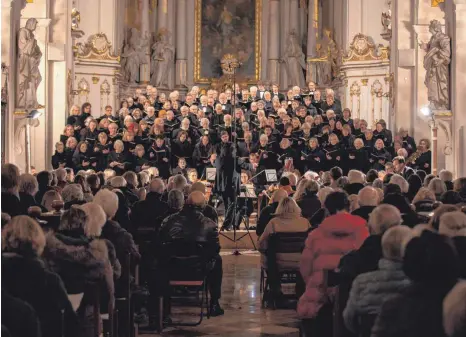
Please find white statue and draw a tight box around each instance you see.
[281,30,306,88]
[150,30,174,87]
[17,18,42,109]
[421,20,451,110]
[121,28,145,83]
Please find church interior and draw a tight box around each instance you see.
[1,0,466,337]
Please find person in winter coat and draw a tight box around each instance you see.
[1,290,41,337]
[258,197,311,270]
[298,192,369,333]
[371,230,461,337]
[131,178,168,232]
[2,216,78,337]
[343,226,413,336]
[256,189,288,236]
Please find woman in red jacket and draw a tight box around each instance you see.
[297,192,369,334]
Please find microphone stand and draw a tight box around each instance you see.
[218,58,256,255]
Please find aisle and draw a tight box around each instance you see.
[144,252,301,336]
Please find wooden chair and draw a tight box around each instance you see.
[90,283,118,337]
[260,231,308,309]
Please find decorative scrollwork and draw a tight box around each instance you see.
[75,33,120,62]
[343,34,390,62]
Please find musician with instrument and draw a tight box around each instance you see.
[409,138,432,174]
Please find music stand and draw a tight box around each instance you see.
[206,167,216,181]
[265,169,278,183]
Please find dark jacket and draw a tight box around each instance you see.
[1,252,78,337]
[345,183,365,196]
[159,205,220,258]
[297,194,321,222]
[101,220,141,263]
[1,192,22,217]
[131,192,168,231]
[256,201,279,236]
[2,290,41,337]
[18,193,47,215]
[351,206,376,222]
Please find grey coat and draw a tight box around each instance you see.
[343,258,411,334]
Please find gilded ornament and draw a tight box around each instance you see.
[343,34,390,62]
[75,33,120,62]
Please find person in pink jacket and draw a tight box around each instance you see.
[297,192,369,333]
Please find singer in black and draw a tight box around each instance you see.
[215,131,236,215]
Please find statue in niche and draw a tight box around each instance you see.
[420,19,451,110]
[17,18,42,109]
[121,28,145,83]
[315,28,340,86]
[150,29,174,87]
[281,29,306,88]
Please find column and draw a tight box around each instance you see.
[175,0,187,88]
[290,0,299,33]
[140,0,151,84]
[306,0,318,81]
[157,0,169,31]
[279,0,290,88]
[268,0,280,84]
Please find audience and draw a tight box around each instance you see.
[443,281,466,337]
[256,189,288,236]
[294,179,321,221]
[1,163,22,217]
[352,186,379,221]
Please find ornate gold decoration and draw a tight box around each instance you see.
[194,0,262,84]
[361,78,369,86]
[71,8,81,31]
[100,79,111,113]
[92,75,100,84]
[75,33,120,62]
[432,0,445,7]
[100,79,111,94]
[343,34,390,62]
[77,78,90,103]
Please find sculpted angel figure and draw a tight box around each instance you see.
[281,30,306,88]
[150,31,174,87]
[121,28,144,83]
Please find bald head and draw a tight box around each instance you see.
[149,178,165,194]
[190,182,206,194]
[272,189,288,203]
[187,191,206,208]
[358,186,379,207]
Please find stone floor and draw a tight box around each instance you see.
[140,251,301,337]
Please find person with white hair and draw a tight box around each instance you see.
[428,177,448,200]
[256,189,288,236]
[439,169,454,190]
[61,183,84,209]
[339,204,402,286]
[343,226,413,336]
[294,179,321,220]
[93,189,140,262]
[80,202,121,279]
[389,174,409,194]
[352,186,379,221]
[131,178,168,231]
[439,211,466,237]
[18,173,45,214]
[346,170,366,195]
[55,168,68,189]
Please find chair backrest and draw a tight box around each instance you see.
[268,231,308,255]
[161,240,211,281]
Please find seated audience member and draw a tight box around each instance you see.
[158,191,224,316]
[438,211,466,237]
[131,178,168,231]
[382,192,429,227]
[339,204,402,286]
[329,166,343,188]
[93,189,140,263]
[423,173,436,187]
[18,173,47,214]
[309,186,334,228]
[372,178,384,190]
[298,192,369,335]
[365,169,379,186]
[2,215,78,337]
[412,187,437,212]
[110,176,138,206]
[278,176,294,196]
[392,156,414,180]
[406,174,423,202]
[428,204,459,231]
[443,281,466,337]
[343,226,413,336]
[439,169,454,191]
[388,174,409,195]
[256,189,288,236]
[352,186,379,221]
[55,168,68,190]
[61,183,85,209]
[258,197,310,268]
[428,177,448,200]
[1,163,21,217]
[1,213,11,229]
[371,230,461,337]
[74,175,93,202]
[86,173,101,195]
[35,170,54,204]
[294,179,321,221]
[440,190,464,205]
[345,170,366,196]
[165,189,185,216]
[453,177,466,200]
[190,182,218,223]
